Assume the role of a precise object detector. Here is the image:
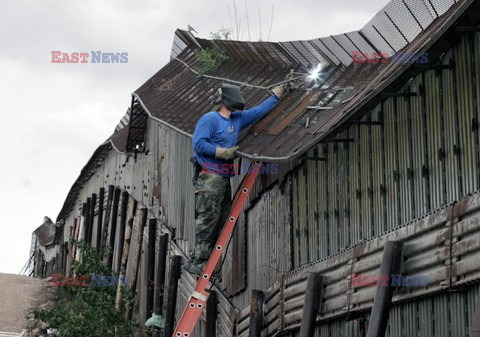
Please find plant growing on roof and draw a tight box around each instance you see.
[194,28,231,76]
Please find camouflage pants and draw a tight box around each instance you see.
[192,172,232,263]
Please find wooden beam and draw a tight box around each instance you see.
[115,198,137,310]
[100,185,115,251]
[145,218,157,321]
[96,187,105,253]
[164,255,182,337]
[366,241,403,337]
[154,233,169,315]
[125,207,147,320]
[107,187,121,270]
[87,193,97,245]
[248,290,265,337]
[322,138,354,143]
[83,198,91,242]
[454,26,480,32]
[115,191,130,273]
[298,273,323,337]
[348,120,382,126]
[206,290,218,337]
[379,92,417,98]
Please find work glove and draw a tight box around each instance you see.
[271,84,288,100]
[215,146,239,160]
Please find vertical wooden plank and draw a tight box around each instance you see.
[107,187,121,270]
[83,198,91,242]
[366,241,404,337]
[88,193,97,245]
[164,255,182,337]
[116,191,130,273]
[96,187,105,253]
[146,218,157,320]
[298,273,323,337]
[154,233,169,315]
[101,185,115,250]
[115,198,137,310]
[248,290,265,337]
[125,207,147,320]
[206,291,218,337]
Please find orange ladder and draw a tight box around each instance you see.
[172,161,263,337]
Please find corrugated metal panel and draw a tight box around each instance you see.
[396,90,413,226]
[371,107,385,237]
[320,36,352,66]
[455,35,478,197]
[252,195,480,335]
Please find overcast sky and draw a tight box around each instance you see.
[0,0,388,274]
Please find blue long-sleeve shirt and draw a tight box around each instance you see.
[193,95,279,177]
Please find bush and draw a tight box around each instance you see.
[32,239,138,337]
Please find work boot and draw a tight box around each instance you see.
[183,257,221,279]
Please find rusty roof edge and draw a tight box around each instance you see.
[55,138,121,222]
[133,92,193,138]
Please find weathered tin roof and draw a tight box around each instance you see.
[33,217,56,246]
[134,0,465,162]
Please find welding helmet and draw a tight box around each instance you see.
[212,83,245,111]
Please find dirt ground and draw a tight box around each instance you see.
[0,273,47,333]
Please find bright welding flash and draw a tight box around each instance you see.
[308,64,323,80]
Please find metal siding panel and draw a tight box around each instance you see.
[329,142,339,254]
[371,105,385,236]
[455,35,478,197]
[443,49,462,205]
[349,126,361,245]
[396,91,413,225]
[359,114,372,236]
[431,69,447,209]
[384,98,398,229]
[293,169,300,267]
[338,130,350,250]
[475,32,480,192]
[317,144,329,260]
[411,75,429,216]
[307,151,317,262]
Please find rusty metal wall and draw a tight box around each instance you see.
[292,32,480,268]
[275,281,480,337]
[240,192,480,337]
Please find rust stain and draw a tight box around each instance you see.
[453,197,469,219]
[268,90,322,136]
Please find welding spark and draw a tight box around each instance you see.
[308,64,323,80]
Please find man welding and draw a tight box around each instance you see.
[183,82,288,276]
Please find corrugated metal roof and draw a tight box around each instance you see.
[56,126,129,221]
[56,0,475,222]
[33,217,56,246]
[135,0,465,162]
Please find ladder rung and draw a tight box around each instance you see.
[191,291,208,302]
